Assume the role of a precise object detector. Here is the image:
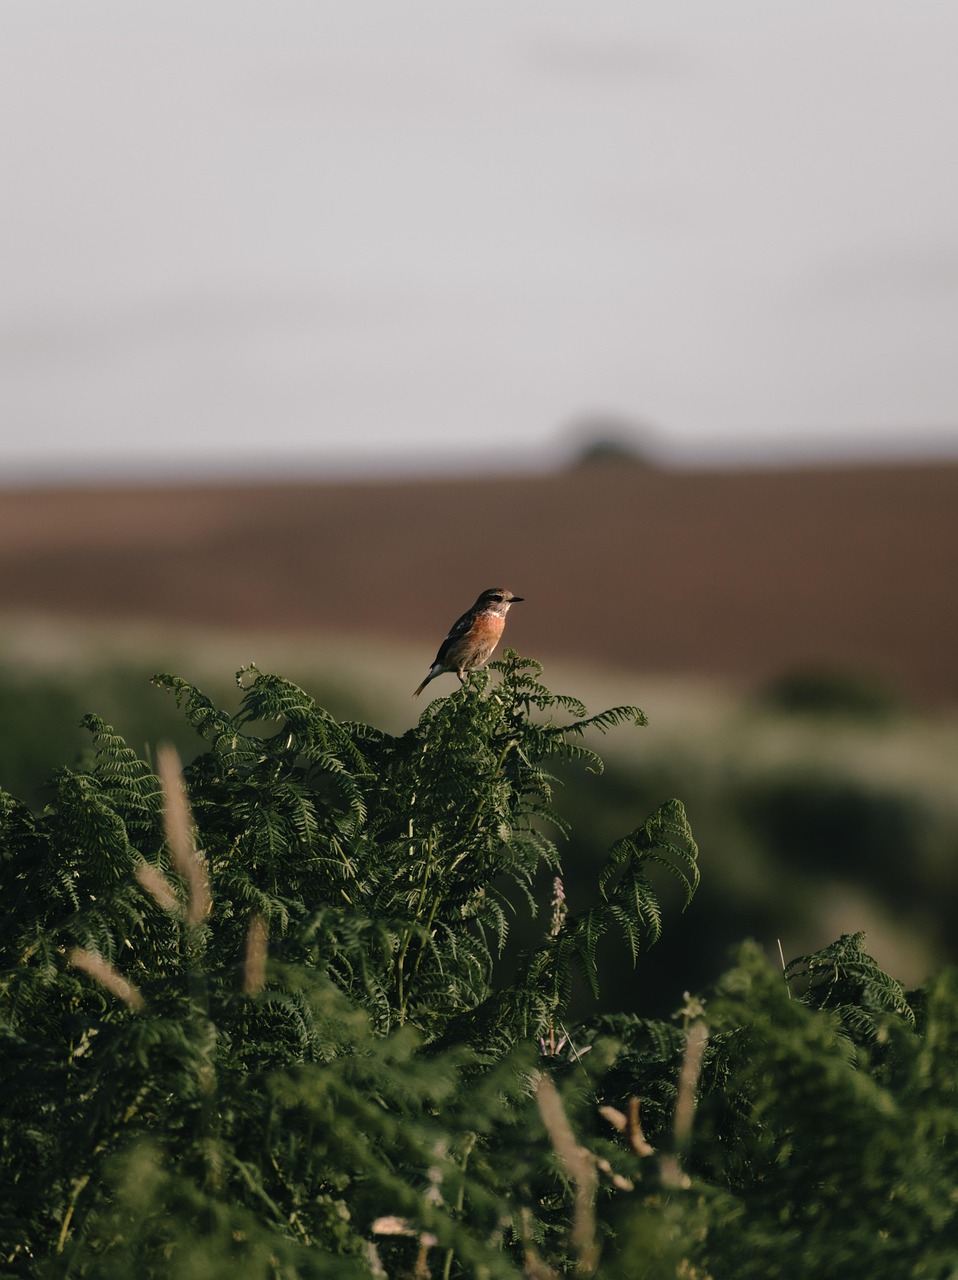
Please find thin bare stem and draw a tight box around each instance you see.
[777,937,792,998]
[441,1132,477,1280]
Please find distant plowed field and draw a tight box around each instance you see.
[2,461,956,702]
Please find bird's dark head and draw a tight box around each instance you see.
[476,588,523,613]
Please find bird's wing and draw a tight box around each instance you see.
[432,607,475,664]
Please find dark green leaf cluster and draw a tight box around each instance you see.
[574,934,958,1278]
[0,653,690,1276]
[3,653,958,1278]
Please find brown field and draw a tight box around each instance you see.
[2,458,956,704]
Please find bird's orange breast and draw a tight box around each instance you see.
[473,612,506,641]
[444,610,506,670]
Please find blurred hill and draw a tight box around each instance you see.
[2,458,956,704]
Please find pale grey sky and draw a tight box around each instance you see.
[2,1,957,480]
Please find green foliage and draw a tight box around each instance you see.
[556,710,958,1021]
[687,937,958,1278]
[0,652,687,1276]
[6,647,957,1029]
[549,933,958,1279]
[3,652,958,1278]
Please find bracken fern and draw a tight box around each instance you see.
[3,654,956,1278]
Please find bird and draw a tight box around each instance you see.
[413,588,524,697]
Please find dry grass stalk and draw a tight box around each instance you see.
[658,1152,689,1191]
[413,1235,434,1279]
[135,862,181,914]
[518,1206,559,1280]
[69,948,144,1012]
[370,1217,437,1279]
[674,1020,708,1149]
[370,1216,416,1236]
[777,937,793,999]
[535,1073,599,1274]
[156,744,210,926]
[363,1242,388,1280]
[599,1097,655,1158]
[661,1019,709,1190]
[244,914,268,996]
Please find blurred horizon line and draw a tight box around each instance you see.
[3,428,958,491]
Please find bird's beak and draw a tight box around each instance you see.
[511,596,524,603]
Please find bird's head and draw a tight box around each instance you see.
[475,588,524,614]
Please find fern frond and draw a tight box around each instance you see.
[153,673,237,743]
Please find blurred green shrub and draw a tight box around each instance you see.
[0,665,212,810]
[0,663,373,811]
[759,664,906,719]
[553,727,958,1017]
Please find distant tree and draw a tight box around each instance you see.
[562,414,662,467]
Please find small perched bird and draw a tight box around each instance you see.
[413,588,524,697]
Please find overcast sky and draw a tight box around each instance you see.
[2,1,958,481]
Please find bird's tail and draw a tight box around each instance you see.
[413,663,441,697]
